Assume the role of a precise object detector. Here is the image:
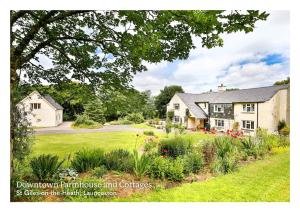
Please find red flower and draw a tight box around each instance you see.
[163,149,168,153]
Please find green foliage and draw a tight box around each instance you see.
[173,124,186,134]
[71,149,105,173]
[182,151,204,174]
[92,166,108,178]
[149,156,184,181]
[212,137,239,174]
[155,85,184,118]
[73,114,102,129]
[159,137,192,158]
[133,150,151,179]
[274,77,290,85]
[201,141,217,165]
[143,130,155,136]
[125,113,145,124]
[165,121,172,135]
[104,149,134,172]
[232,122,239,130]
[83,99,106,124]
[167,111,175,120]
[30,154,64,181]
[109,119,134,125]
[280,126,290,136]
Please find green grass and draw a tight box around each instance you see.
[32,132,144,159]
[118,149,290,202]
[32,132,214,160]
[131,123,155,129]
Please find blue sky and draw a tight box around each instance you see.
[132,11,290,95]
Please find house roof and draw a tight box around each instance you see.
[18,91,63,110]
[43,94,64,110]
[176,84,289,119]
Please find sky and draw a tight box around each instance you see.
[132,11,290,95]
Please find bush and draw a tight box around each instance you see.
[159,137,192,158]
[133,150,151,179]
[173,124,186,134]
[92,166,108,178]
[165,121,172,135]
[71,149,105,173]
[110,119,134,125]
[212,137,239,174]
[53,168,78,180]
[280,126,290,136]
[183,151,204,174]
[30,154,64,181]
[125,113,144,124]
[83,99,106,124]
[148,157,184,181]
[73,114,101,128]
[278,135,290,147]
[104,149,134,172]
[201,141,217,165]
[143,130,155,136]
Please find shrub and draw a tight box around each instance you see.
[201,141,217,165]
[167,111,174,120]
[53,168,78,180]
[92,165,108,178]
[148,156,169,180]
[125,113,144,124]
[104,149,134,172]
[133,150,151,179]
[73,114,101,128]
[240,137,259,159]
[173,124,186,134]
[143,130,155,136]
[30,154,64,181]
[110,119,134,125]
[278,120,287,132]
[166,158,184,181]
[278,135,290,147]
[183,151,204,174]
[280,126,290,136]
[148,157,184,181]
[159,137,192,158]
[232,122,239,130]
[165,121,172,135]
[71,149,105,172]
[212,137,239,174]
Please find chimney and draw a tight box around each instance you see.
[218,84,226,92]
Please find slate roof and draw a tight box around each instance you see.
[43,94,64,110]
[176,84,289,119]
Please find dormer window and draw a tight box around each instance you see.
[30,103,41,110]
[174,103,180,110]
[243,104,255,112]
[214,104,224,113]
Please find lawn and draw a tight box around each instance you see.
[130,123,155,129]
[118,149,290,202]
[32,131,214,159]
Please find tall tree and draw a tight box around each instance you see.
[155,85,184,118]
[11,10,269,88]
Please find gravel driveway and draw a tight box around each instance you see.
[34,121,156,135]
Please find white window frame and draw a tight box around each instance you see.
[242,120,255,130]
[174,116,180,123]
[213,104,224,113]
[243,103,255,112]
[215,119,224,127]
[174,103,180,110]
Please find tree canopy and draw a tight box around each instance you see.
[274,77,290,85]
[11,10,269,89]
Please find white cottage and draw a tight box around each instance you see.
[17,91,63,127]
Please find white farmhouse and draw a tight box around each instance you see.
[167,84,290,134]
[17,91,63,127]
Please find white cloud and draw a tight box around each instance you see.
[132,11,290,95]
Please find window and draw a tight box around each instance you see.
[213,104,224,113]
[174,116,180,122]
[30,103,41,110]
[243,104,255,112]
[215,119,224,127]
[242,120,255,130]
[174,103,180,110]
